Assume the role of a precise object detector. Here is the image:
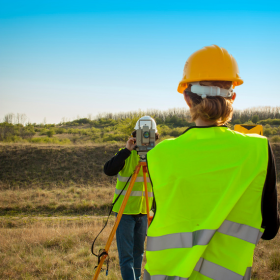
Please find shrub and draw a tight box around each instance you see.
[264,128,272,137]
[264,126,278,136]
[271,136,280,143]
[30,137,71,144]
[44,124,56,128]
[170,127,187,137]
[157,125,171,136]
[79,129,92,136]
[94,137,104,143]
[20,126,36,139]
[67,128,80,135]
[103,133,127,142]
[232,119,241,125]
[46,130,55,137]
[3,135,25,143]
[55,128,66,134]
[258,118,280,125]
[40,129,48,135]
[265,124,271,129]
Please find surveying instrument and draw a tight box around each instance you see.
[92,117,156,280]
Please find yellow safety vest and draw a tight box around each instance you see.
[144,126,268,280]
[112,150,153,214]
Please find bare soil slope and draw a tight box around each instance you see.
[0,143,123,188]
[1,143,279,188]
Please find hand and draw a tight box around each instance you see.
[126,137,136,151]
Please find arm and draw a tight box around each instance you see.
[103,137,137,176]
[104,148,131,176]
[261,142,279,240]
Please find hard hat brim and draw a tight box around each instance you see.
[177,78,244,94]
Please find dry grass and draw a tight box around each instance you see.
[0,216,121,280]
[1,216,280,280]
[0,186,115,216]
[253,235,280,279]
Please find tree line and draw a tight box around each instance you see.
[1,107,280,144]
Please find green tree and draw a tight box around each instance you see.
[232,119,241,125]
[154,117,164,125]
[119,116,140,135]
[252,115,259,124]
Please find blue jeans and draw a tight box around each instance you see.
[116,213,147,280]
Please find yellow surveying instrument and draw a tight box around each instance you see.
[234,124,263,135]
[91,116,156,280]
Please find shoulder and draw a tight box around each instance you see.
[155,138,176,148]
[231,129,268,142]
[148,138,176,155]
[229,130,268,155]
[115,147,132,159]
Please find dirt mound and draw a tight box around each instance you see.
[0,144,123,189]
[0,143,279,189]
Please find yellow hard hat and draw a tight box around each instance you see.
[177,45,244,93]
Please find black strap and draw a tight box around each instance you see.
[91,173,133,260]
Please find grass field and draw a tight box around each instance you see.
[1,212,280,280]
[0,143,280,279]
[0,216,121,280]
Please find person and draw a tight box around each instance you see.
[144,45,279,280]
[104,116,159,280]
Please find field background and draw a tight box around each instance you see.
[1,107,280,279]
[0,142,279,280]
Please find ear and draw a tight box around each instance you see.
[231,92,236,102]
[183,92,192,108]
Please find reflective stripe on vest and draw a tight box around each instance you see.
[144,269,189,280]
[194,259,251,280]
[217,219,263,244]
[115,189,154,197]
[146,220,262,251]
[117,174,151,183]
[144,264,252,280]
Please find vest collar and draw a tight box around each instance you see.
[182,125,227,135]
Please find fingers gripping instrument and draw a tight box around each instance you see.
[92,162,151,280]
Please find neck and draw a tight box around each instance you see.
[195,117,218,127]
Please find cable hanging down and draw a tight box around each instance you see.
[91,174,133,274]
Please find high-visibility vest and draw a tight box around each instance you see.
[144,126,268,280]
[112,149,154,214]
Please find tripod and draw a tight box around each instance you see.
[92,161,151,280]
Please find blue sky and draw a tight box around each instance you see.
[1,0,280,124]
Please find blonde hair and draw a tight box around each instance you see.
[184,81,234,125]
